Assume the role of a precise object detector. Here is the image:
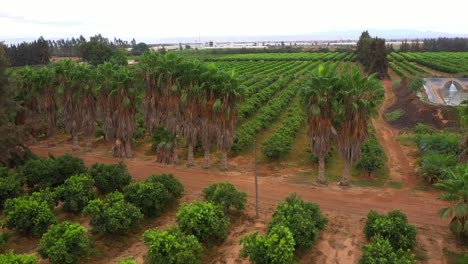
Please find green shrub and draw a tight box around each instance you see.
[385,109,404,121]
[356,139,386,176]
[413,123,434,135]
[117,257,138,264]
[22,154,87,188]
[38,221,92,264]
[240,225,295,264]
[30,187,59,208]
[268,193,327,249]
[83,192,143,234]
[123,181,170,217]
[176,201,229,243]
[0,220,7,249]
[147,174,184,200]
[4,196,56,237]
[364,210,417,251]
[415,133,461,155]
[0,251,38,264]
[58,174,97,213]
[203,182,247,214]
[420,152,458,182]
[0,166,23,209]
[89,162,131,194]
[360,236,415,264]
[143,227,203,264]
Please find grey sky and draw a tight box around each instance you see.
[1,0,468,41]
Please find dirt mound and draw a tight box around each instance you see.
[385,80,458,130]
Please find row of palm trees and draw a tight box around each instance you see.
[300,64,384,185]
[14,53,243,169]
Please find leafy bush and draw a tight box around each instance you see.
[4,196,57,237]
[415,133,462,155]
[356,139,386,176]
[147,174,184,200]
[268,193,328,249]
[0,166,23,209]
[30,187,59,208]
[88,162,132,194]
[385,109,404,121]
[413,123,435,135]
[360,236,415,264]
[38,221,92,264]
[143,227,203,264]
[176,201,229,243]
[0,251,38,264]
[203,182,247,214]
[83,192,143,234]
[117,257,138,264]
[0,220,7,249]
[123,181,170,217]
[58,174,97,213]
[364,210,417,251]
[420,152,458,182]
[240,225,295,264]
[22,154,87,188]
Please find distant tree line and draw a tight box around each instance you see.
[48,35,137,57]
[399,37,468,52]
[356,31,388,79]
[2,37,50,67]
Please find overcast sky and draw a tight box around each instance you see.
[1,0,468,42]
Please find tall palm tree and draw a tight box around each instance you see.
[34,67,57,147]
[16,67,41,139]
[336,66,384,185]
[435,165,468,244]
[300,64,340,184]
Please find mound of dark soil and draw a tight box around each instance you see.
[385,80,458,130]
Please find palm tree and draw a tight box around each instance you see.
[336,66,384,185]
[16,67,41,140]
[34,67,57,147]
[300,65,340,184]
[435,165,468,244]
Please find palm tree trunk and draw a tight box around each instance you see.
[85,137,92,151]
[72,134,80,151]
[317,154,327,184]
[221,151,228,171]
[124,139,133,158]
[340,159,351,186]
[187,143,195,167]
[203,148,210,169]
[172,137,179,165]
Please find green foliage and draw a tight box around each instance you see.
[4,195,56,237]
[0,166,23,209]
[58,174,97,213]
[240,225,296,264]
[0,251,38,264]
[262,101,305,159]
[176,201,229,243]
[413,123,435,135]
[22,154,87,188]
[420,152,458,182]
[415,133,462,155]
[88,162,132,194]
[147,174,184,200]
[143,227,203,264]
[79,35,114,65]
[117,257,138,264]
[38,221,92,264]
[385,109,404,121]
[132,43,149,56]
[364,210,417,251]
[356,139,386,176]
[83,192,143,234]
[151,127,174,152]
[434,164,468,243]
[109,49,128,66]
[268,193,327,249]
[409,77,425,93]
[202,182,247,214]
[360,236,415,264]
[123,181,170,217]
[0,220,7,249]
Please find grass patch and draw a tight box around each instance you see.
[388,181,403,189]
[392,79,401,88]
[396,134,416,147]
[414,245,429,261]
[444,248,468,264]
[385,109,404,121]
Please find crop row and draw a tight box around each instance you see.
[238,62,315,121]
[400,53,465,73]
[204,52,356,62]
[261,100,305,159]
[389,62,406,78]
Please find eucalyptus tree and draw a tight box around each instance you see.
[34,67,57,146]
[336,67,384,185]
[300,65,340,184]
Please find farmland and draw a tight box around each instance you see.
[1,44,468,264]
